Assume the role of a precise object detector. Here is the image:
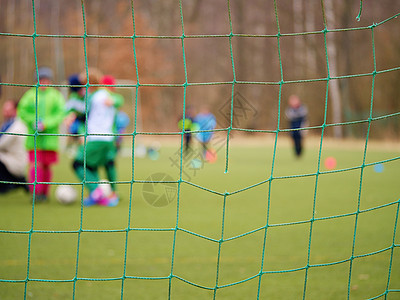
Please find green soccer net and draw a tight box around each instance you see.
[0,0,399,299]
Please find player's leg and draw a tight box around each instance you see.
[27,150,46,201]
[41,151,58,199]
[0,160,16,193]
[73,160,99,193]
[102,142,119,206]
[105,160,117,191]
[184,132,192,153]
[78,141,116,206]
[105,142,118,191]
[42,164,51,198]
[293,131,302,157]
[30,162,47,201]
[73,142,101,193]
[28,150,57,201]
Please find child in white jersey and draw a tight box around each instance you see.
[72,68,120,206]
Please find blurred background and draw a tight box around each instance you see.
[0,0,399,138]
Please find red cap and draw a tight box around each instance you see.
[100,75,116,90]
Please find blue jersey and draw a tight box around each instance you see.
[194,112,216,143]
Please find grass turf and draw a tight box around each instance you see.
[0,137,399,299]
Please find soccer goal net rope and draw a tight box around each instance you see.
[1,0,400,299]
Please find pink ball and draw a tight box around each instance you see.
[324,157,337,170]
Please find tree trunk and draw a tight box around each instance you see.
[341,1,353,137]
[305,0,317,76]
[7,0,16,98]
[90,1,101,68]
[52,1,65,83]
[293,0,305,75]
[324,0,343,138]
[234,0,246,81]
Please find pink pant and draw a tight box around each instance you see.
[28,150,58,196]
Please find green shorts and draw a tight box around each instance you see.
[75,140,116,168]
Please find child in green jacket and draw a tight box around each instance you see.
[17,67,65,202]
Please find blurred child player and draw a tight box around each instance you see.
[194,106,216,158]
[72,69,120,206]
[17,67,65,202]
[100,75,128,152]
[178,105,195,154]
[99,74,128,194]
[65,74,86,138]
[0,99,28,193]
[285,95,308,157]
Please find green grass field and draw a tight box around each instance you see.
[1,136,399,299]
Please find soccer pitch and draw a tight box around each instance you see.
[1,136,399,299]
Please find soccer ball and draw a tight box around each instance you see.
[98,179,112,197]
[55,185,78,205]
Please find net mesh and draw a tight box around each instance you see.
[0,0,399,299]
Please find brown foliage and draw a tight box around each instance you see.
[0,0,399,137]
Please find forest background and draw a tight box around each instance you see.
[0,0,399,139]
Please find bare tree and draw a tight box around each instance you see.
[340,0,354,137]
[305,0,317,76]
[323,0,343,138]
[233,0,246,81]
[7,0,16,97]
[1,0,398,136]
[52,1,65,82]
[293,0,305,74]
